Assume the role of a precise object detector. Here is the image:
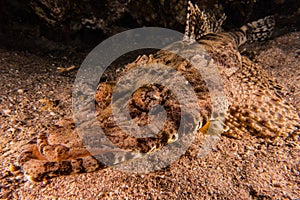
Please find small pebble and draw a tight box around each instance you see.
[17,89,24,94]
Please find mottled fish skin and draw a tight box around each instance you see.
[18,2,299,182]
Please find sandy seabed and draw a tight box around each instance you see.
[0,32,299,199]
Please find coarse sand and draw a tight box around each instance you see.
[0,32,299,199]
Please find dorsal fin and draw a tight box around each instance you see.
[184,1,226,41]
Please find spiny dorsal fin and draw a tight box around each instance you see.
[184,1,226,41]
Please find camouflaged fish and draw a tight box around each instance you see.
[18,1,299,182]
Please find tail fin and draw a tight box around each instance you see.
[240,15,275,43]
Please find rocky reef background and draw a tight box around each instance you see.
[0,0,299,52]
